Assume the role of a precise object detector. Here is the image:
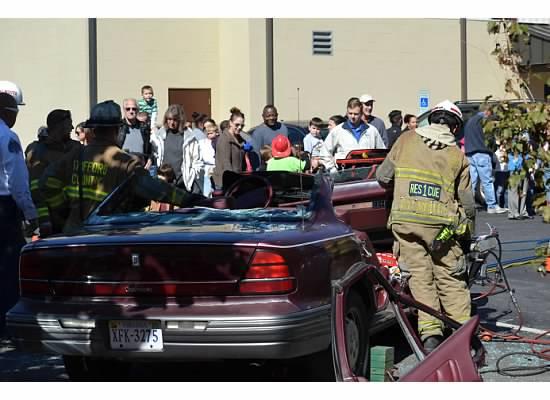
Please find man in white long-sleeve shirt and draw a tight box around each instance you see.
[0,91,38,334]
[319,97,385,172]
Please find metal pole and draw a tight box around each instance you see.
[88,18,98,108]
[460,18,468,102]
[266,18,274,105]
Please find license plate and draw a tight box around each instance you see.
[109,320,163,351]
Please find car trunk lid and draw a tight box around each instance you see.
[20,243,256,297]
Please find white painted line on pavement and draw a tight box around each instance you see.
[495,321,550,336]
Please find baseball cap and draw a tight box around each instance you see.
[359,94,375,103]
[271,134,292,158]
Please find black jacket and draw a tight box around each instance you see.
[117,120,152,161]
[386,125,402,149]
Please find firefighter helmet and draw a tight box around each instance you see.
[428,100,463,130]
[0,81,25,105]
[84,100,123,128]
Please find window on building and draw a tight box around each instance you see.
[312,31,332,56]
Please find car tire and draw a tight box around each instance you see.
[63,355,131,381]
[344,289,370,376]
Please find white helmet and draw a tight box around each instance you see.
[428,100,463,129]
[0,81,25,105]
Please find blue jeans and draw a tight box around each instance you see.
[467,153,497,208]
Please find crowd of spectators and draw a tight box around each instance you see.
[25,84,550,219]
[32,87,417,198]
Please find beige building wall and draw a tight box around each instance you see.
[0,19,89,147]
[96,19,266,129]
[96,18,221,126]
[217,19,263,127]
[273,19,511,125]
[466,20,521,101]
[245,19,268,127]
[0,18,527,148]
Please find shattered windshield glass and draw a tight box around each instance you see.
[86,206,312,226]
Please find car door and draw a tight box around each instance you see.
[331,263,484,382]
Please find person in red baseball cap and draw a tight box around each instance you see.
[266,134,307,173]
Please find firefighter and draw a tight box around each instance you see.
[375,100,476,353]
[25,109,80,235]
[39,100,203,234]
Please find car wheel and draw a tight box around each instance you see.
[345,290,370,376]
[63,355,131,381]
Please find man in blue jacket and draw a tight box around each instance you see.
[463,105,506,214]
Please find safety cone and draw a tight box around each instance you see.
[545,256,550,273]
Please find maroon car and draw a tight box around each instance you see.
[7,158,482,381]
[7,170,395,380]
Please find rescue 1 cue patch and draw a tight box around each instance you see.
[408,181,441,201]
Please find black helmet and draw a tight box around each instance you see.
[84,100,123,128]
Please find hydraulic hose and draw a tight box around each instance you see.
[472,237,550,372]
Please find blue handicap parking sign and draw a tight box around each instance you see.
[420,97,429,108]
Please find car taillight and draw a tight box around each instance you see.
[19,252,52,296]
[239,251,296,295]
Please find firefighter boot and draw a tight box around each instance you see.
[422,335,443,354]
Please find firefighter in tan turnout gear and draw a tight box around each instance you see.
[39,100,203,233]
[375,100,476,353]
[25,109,80,235]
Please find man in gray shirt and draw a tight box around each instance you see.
[360,94,388,147]
[117,98,151,164]
[251,105,289,151]
[251,105,289,169]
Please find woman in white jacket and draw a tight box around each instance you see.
[150,104,203,193]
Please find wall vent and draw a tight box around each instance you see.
[313,31,332,55]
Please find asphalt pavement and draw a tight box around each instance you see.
[472,209,550,381]
[395,209,550,382]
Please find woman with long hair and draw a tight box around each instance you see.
[213,107,247,190]
[150,104,203,193]
[403,114,418,132]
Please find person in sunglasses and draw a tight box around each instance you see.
[116,98,152,167]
